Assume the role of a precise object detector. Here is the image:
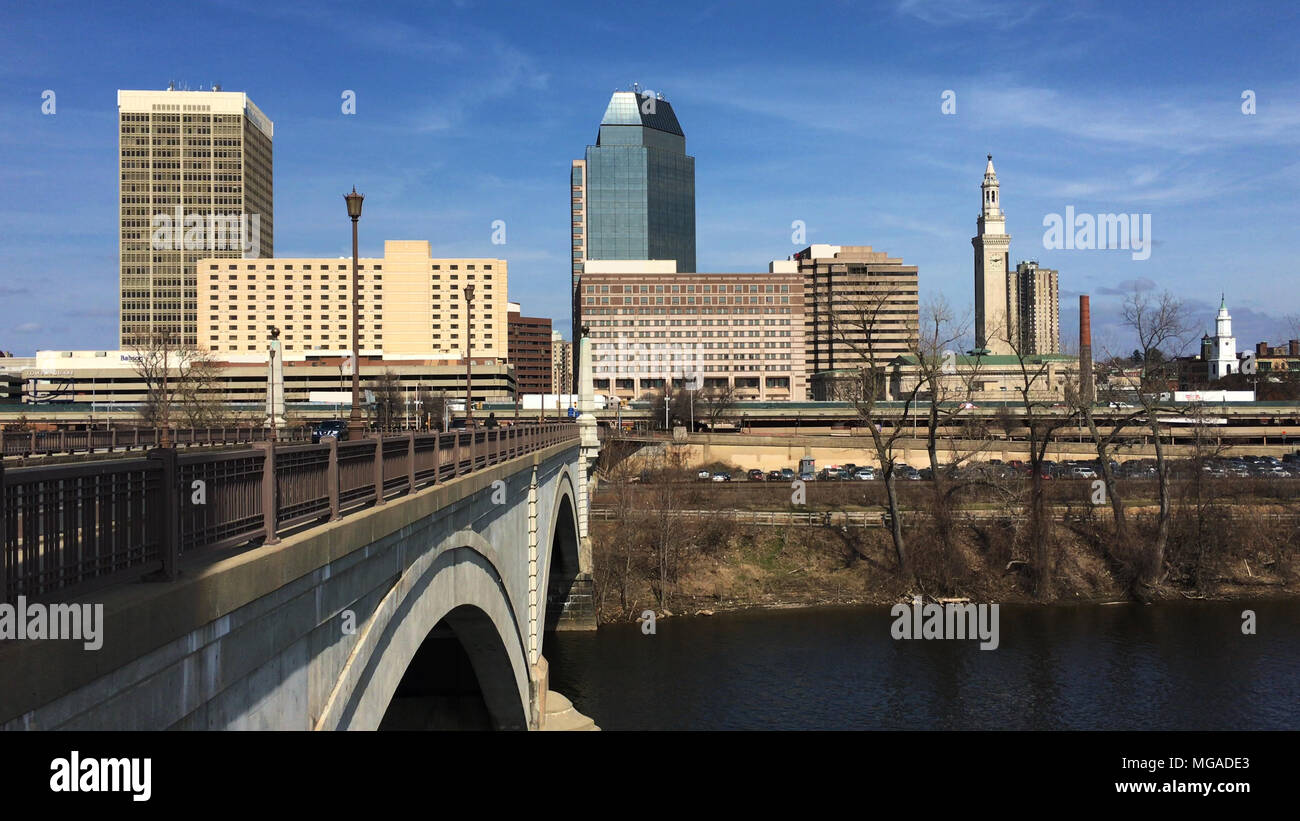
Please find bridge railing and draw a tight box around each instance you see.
[0,423,579,604]
[0,425,310,459]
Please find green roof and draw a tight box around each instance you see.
[890,353,1077,366]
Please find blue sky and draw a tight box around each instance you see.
[3,0,1298,358]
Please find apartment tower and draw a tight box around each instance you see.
[1010,261,1060,354]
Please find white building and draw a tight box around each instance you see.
[1206,296,1238,380]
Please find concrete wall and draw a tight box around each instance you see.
[620,433,1293,473]
[0,442,586,731]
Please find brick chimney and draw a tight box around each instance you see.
[1079,294,1093,404]
[1290,339,1300,357]
[1257,341,1269,358]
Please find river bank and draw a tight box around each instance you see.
[590,505,1299,624]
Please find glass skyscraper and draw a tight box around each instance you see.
[571,88,696,363]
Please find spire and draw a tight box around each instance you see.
[981,154,1002,218]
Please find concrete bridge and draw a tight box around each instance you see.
[0,421,602,731]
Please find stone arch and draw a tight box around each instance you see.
[539,467,590,639]
[316,533,530,731]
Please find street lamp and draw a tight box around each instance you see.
[343,186,365,438]
[159,329,173,448]
[463,283,475,428]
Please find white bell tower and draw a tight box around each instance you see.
[1208,294,1238,379]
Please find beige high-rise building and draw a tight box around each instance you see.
[119,87,274,349]
[552,331,573,395]
[776,244,919,398]
[972,154,1011,354]
[196,241,508,360]
[1010,261,1060,354]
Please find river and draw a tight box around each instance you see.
[545,599,1300,730]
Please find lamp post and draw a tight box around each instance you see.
[463,283,475,429]
[343,187,365,437]
[159,329,172,448]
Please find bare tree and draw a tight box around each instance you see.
[697,382,739,429]
[369,369,402,430]
[1121,288,1192,595]
[999,319,1079,597]
[906,297,986,588]
[419,388,450,431]
[648,384,691,432]
[131,333,227,430]
[829,284,920,573]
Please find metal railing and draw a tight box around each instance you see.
[0,424,578,604]
[0,425,310,459]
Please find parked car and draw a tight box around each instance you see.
[748,469,766,481]
[798,471,815,482]
[767,470,784,481]
[780,468,796,480]
[312,419,348,443]
[1069,466,1097,479]
[697,469,713,481]
[853,467,876,480]
[711,472,731,482]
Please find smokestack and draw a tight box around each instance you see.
[1257,341,1269,358]
[1290,339,1299,357]
[1079,294,1094,405]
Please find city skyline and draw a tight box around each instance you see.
[4,0,1298,358]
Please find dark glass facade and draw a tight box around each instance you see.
[582,92,695,272]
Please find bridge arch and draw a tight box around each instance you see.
[539,467,586,640]
[316,533,530,731]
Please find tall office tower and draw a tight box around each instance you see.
[507,303,553,394]
[119,87,273,349]
[972,154,1011,354]
[551,331,573,395]
[1010,261,1060,354]
[779,245,919,398]
[571,86,696,381]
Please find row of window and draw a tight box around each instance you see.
[586,283,789,294]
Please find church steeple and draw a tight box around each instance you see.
[1209,294,1236,379]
